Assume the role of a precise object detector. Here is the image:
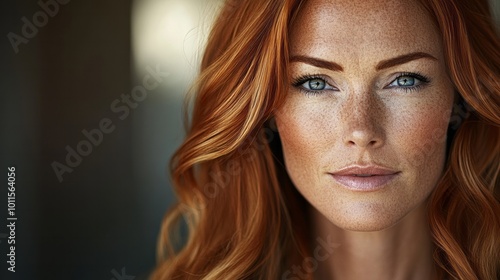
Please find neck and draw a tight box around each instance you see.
[311,203,437,280]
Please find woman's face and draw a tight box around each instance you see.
[275,0,455,231]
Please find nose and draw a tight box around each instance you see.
[341,94,385,149]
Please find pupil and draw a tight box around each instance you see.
[398,76,414,86]
[309,79,325,90]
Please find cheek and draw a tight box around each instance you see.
[275,100,332,184]
[392,99,452,173]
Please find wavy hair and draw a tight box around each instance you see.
[151,0,499,279]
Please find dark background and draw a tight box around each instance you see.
[0,0,498,279]
[0,0,219,279]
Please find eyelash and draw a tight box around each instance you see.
[291,74,335,96]
[291,72,431,96]
[388,72,430,93]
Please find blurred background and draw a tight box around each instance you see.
[0,0,219,279]
[0,0,498,279]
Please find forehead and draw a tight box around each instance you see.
[290,0,442,59]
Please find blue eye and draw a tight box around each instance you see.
[387,72,430,92]
[292,75,337,95]
[396,76,415,86]
[305,78,327,90]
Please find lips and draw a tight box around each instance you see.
[329,165,400,191]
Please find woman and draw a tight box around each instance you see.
[152,0,499,279]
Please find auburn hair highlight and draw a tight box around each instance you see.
[151,0,499,279]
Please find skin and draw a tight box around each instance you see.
[274,0,455,279]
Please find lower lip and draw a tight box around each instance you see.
[330,173,399,192]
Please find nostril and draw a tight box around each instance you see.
[346,135,383,148]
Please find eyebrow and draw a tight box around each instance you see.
[290,55,343,71]
[375,52,437,70]
[289,52,437,71]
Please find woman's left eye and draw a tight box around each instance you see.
[386,73,430,91]
[395,76,416,86]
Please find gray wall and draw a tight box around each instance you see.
[0,0,152,279]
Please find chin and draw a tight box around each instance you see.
[325,206,410,232]
[338,220,398,232]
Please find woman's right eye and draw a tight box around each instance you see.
[293,76,337,94]
[303,78,328,90]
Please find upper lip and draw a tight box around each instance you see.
[331,165,399,176]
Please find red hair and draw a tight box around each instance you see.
[151,0,499,279]
[420,0,500,279]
